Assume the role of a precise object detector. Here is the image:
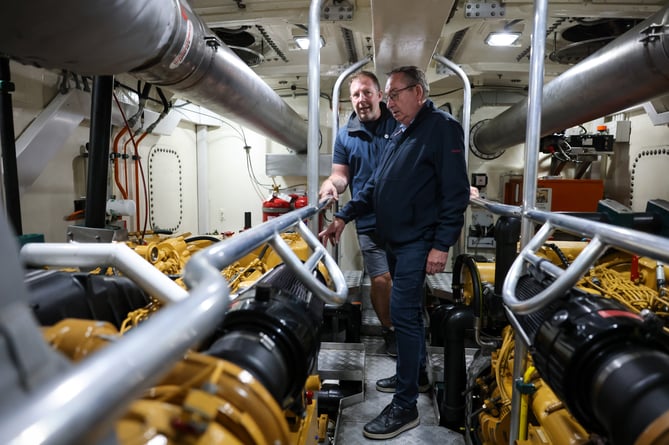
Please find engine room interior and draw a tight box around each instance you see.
[1,0,669,444]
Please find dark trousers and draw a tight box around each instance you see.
[386,238,429,409]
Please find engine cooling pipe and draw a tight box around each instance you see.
[440,304,474,430]
[471,4,669,156]
[0,0,309,152]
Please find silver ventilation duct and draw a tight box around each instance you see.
[471,4,669,157]
[0,0,309,152]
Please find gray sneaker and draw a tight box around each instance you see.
[382,327,397,357]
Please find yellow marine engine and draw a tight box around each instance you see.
[1,203,346,445]
[449,215,669,445]
[41,262,329,445]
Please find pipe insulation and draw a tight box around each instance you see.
[472,4,669,157]
[0,0,309,152]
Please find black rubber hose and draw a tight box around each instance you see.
[493,216,521,295]
[440,304,475,430]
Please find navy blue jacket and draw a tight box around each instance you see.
[336,100,470,251]
[332,102,398,234]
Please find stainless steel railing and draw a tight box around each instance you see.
[470,197,669,317]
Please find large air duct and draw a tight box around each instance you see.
[471,4,669,157]
[0,0,309,152]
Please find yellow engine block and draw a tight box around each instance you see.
[43,319,328,445]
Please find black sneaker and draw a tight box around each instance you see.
[382,327,397,357]
[363,402,419,440]
[375,371,431,393]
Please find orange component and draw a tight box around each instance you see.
[504,178,604,212]
[537,179,604,212]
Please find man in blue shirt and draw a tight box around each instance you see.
[319,71,399,356]
[320,66,470,440]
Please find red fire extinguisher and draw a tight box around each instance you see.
[262,194,292,221]
[291,194,324,231]
[292,194,309,210]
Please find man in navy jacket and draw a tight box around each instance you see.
[320,66,470,440]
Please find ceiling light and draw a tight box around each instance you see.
[294,36,325,50]
[485,32,521,47]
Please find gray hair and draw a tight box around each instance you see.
[387,65,429,98]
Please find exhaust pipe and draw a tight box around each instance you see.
[471,4,669,157]
[0,0,309,152]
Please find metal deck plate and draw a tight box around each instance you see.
[320,337,466,444]
[334,380,465,445]
[318,341,365,382]
[343,270,364,300]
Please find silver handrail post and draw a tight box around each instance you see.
[432,53,472,262]
[307,0,324,235]
[508,0,549,441]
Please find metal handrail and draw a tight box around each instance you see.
[185,199,348,305]
[431,54,471,165]
[432,54,472,260]
[474,204,669,315]
[3,200,345,445]
[470,197,521,218]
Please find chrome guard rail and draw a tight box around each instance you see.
[470,196,521,218]
[495,205,669,315]
[5,200,345,445]
[183,199,348,305]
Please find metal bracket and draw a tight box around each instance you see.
[464,0,506,19]
[321,0,354,21]
[639,23,669,45]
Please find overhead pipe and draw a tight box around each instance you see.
[471,4,669,157]
[0,0,309,152]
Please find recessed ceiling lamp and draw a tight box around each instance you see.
[294,36,325,50]
[485,32,521,47]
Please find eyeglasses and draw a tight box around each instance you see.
[385,84,417,102]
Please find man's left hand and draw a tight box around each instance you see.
[426,248,448,275]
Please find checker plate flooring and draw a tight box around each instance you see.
[318,336,468,445]
[317,270,471,444]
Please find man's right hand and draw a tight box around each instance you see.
[319,179,339,201]
[318,217,346,247]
